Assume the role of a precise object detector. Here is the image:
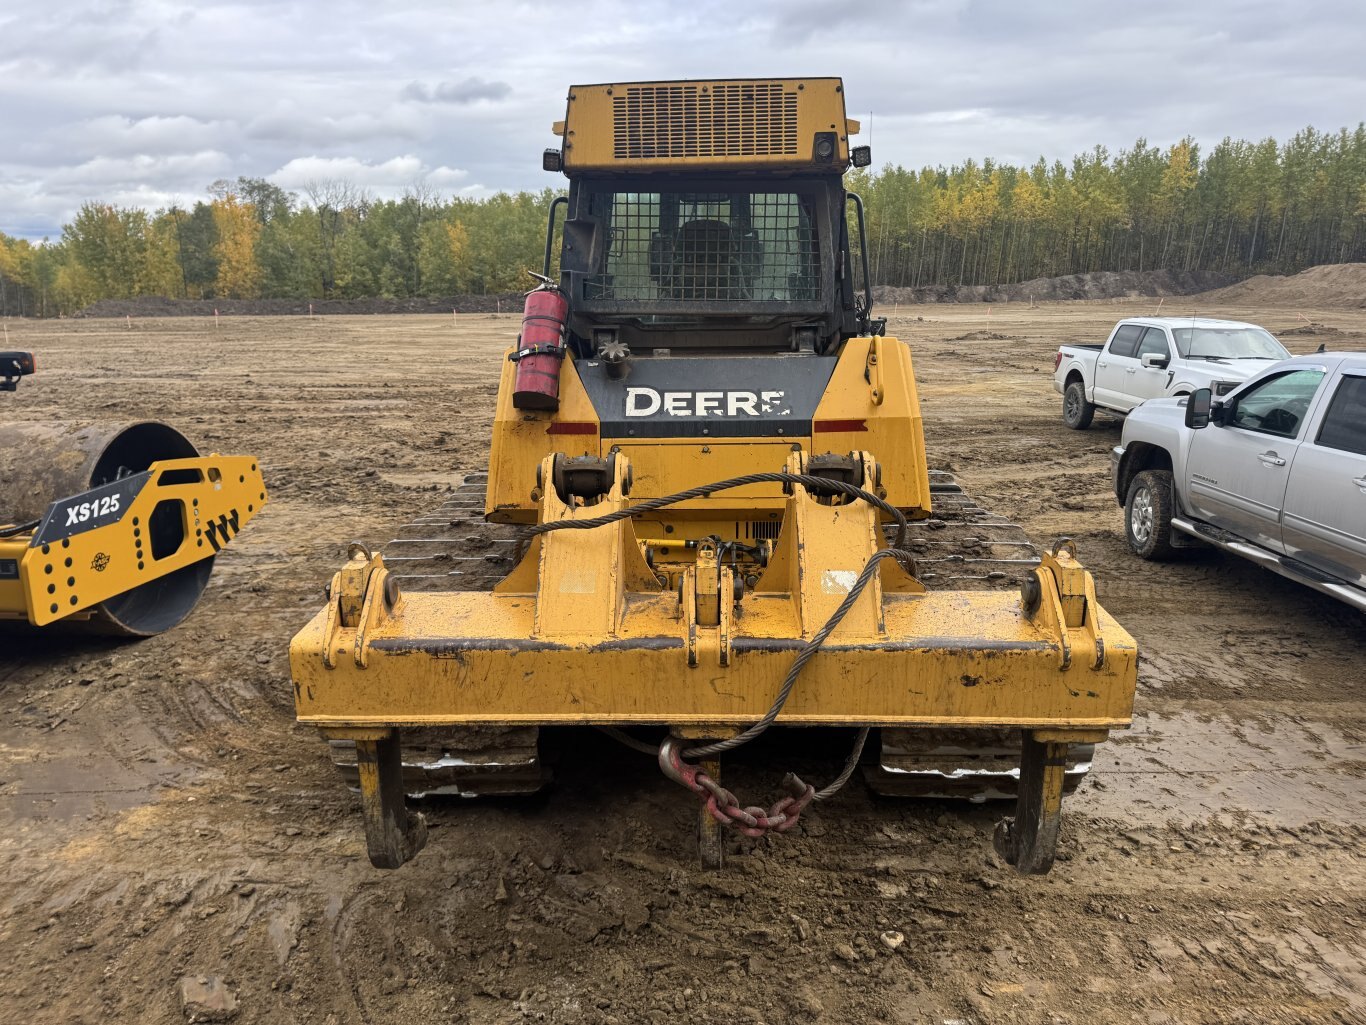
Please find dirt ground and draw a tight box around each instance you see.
[2,294,1364,1025]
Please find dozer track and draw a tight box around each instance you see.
[329,470,1091,802]
[869,471,1095,800]
[327,474,547,796]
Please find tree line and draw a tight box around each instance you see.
[1,124,1363,317]
[851,125,1365,288]
[0,179,558,317]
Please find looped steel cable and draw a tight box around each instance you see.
[685,548,909,760]
[595,725,660,756]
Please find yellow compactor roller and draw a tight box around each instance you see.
[1,354,265,636]
[291,78,1138,871]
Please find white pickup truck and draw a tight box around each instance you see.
[1112,352,1366,612]
[1053,317,1290,429]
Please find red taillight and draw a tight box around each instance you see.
[547,421,597,435]
[1054,351,1063,371]
[813,419,868,433]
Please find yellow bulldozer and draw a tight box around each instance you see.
[1,351,265,636]
[290,78,1137,872]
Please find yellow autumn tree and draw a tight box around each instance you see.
[1159,139,1199,217]
[141,214,186,297]
[212,194,263,298]
[445,219,471,291]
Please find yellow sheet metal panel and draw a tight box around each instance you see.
[612,439,793,505]
[752,475,886,640]
[811,334,931,514]
[487,349,600,520]
[561,78,853,173]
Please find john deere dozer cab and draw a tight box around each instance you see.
[1,354,265,636]
[291,79,1137,871]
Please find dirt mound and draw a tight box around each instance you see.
[1280,323,1342,336]
[874,269,1233,306]
[73,293,525,318]
[949,330,1018,341]
[1194,263,1366,308]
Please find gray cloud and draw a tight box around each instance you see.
[402,77,513,105]
[1,0,1363,240]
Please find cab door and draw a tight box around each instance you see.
[1094,324,1143,409]
[1131,326,1174,403]
[1185,367,1327,552]
[1281,369,1366,587]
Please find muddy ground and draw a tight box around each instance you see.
[2,296,1364,1025]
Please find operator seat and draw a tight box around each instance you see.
[669,219,751,301]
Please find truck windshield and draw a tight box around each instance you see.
[582,189,820,303]
[1170,327,1289,360]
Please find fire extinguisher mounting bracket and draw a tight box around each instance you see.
[509,345,568,363]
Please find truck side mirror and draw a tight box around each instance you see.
[1141,352,1169,370]
[1,351,35,391]
[1184,388,1213,429]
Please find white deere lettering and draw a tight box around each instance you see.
[663,392,692,417]
[727,393,758,416]
[625,387,661,416]
[623,387,786,418]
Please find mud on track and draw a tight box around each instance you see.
[2,300,1364,1024]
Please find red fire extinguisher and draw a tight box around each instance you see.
[510,274,569,411]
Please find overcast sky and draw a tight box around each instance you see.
[3,0,1363,240]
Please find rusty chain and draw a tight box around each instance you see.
[592,535,910,836]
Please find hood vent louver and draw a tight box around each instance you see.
[613,83,799,160]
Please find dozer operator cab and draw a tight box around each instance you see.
[544,79,878,357]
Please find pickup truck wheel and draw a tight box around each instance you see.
[1125,469,1176,560]
[1062,380,1095,430]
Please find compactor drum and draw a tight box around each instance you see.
[1,358,266,636]
[292,78,1138,872]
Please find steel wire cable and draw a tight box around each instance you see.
[528,471,910,551]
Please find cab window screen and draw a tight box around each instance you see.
[1316,375,1366,456]
[583,190,819,302]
